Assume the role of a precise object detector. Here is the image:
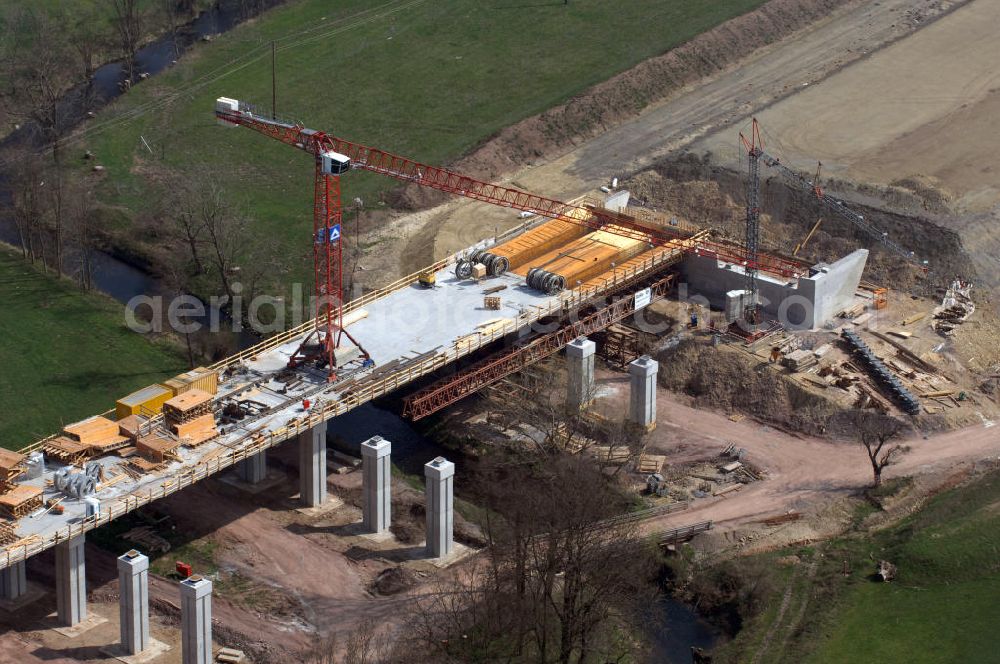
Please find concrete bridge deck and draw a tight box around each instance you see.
[1,220,693,571]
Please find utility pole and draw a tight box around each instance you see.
[271,41,277,118]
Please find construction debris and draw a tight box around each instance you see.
[121,525,170,554]
[876,559,897,582]
[933,280,974,335]
[841,330,921,415]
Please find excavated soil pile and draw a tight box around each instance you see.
[630,154,976,296]
[657,338,839,435]
[391,0,852,209]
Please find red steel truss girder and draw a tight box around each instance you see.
[217,110,809,279]
[402,273,676,421]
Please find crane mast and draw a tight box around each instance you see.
[739,120,764,327]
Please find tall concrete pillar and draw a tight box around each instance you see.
[424,457,455,558]
[361,436,392,534]
[118,549,150,655]
[0,560,27,601]
[239,450,267,484]
[180,575,212,664]
[628,355,659,431]
[566,337,596,410]
[299,419,328,507]
[55,534,86,626]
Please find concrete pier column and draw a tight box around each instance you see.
[424,457,455,558]
[239,449,267,484]
[566,337,596,410]
[628,355,659,431]
[180,575,212,664]
[55,534,86,626]
[299,419,328,507]
[117,550,150,655]
[361,436,392,534]
[0,560,27,601]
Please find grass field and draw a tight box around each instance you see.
[81,0,767,292]
[707,471,1000,663]
[0,246,187,450]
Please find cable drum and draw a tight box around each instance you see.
[455,259,473,280]
[525,267,565,294]
[468,250,509,277]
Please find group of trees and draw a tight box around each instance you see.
[0,1,205,286]
[409,455,658,664]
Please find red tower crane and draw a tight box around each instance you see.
[214,100,810,379]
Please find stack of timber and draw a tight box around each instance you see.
[163,389,213,424]
[0,520,17,545]
[135,431,181,465]
[636,454,666,474]
[0,485,43,519]
[782,349,818,372]
[172,414,217,448]
[0,450,26,490]
[63,416,129,455]
[43,437,91,467]
[163,389,219,447]
[122,525,170,553]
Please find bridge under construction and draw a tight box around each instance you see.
[0,101,871,643]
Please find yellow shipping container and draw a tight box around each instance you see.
[159,378,188,396]
[116,385,173,420]
[172,367,219,396]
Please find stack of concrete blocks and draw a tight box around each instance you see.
[566,337,596,410]
[118,549,150,655]
[180,575,213,664]
[628,355,659,431]
[361,436,392,534]
[299,419,328,506]
[55,534,87,626]
[424,457,455,558]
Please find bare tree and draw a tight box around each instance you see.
[6,148,47,265]
[111,0,143,84]
[66,175,99,290]
[408,455,658,663]
[0,6,82,276]
[852,409,909,488]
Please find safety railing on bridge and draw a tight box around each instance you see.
[5,233,698,568]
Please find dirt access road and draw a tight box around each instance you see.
[385,0,966,275]
[592,373,999,540]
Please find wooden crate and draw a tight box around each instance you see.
[0,485,43,520]
[163,389,214,425]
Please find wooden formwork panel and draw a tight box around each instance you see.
[515,226,648,285]
[489,219,589,270]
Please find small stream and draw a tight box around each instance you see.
[650,598,721,664]
[0,0,287,348]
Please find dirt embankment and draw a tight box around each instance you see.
[656,339,840,436]
[627,153,976,295]
[391,0,852,210]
